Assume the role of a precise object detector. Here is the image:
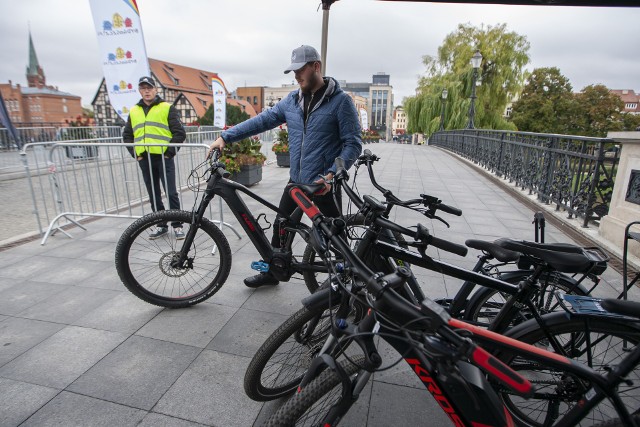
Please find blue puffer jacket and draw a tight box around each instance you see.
[221,77,362,184]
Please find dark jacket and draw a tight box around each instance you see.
[221,77,362,184]
[122,96,186,158]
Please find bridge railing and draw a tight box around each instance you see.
[429,129,620,227]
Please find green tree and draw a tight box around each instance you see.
[573,84,624,137]
[510,67,576,133]
[197,103,250,127]
[405,23,530,135]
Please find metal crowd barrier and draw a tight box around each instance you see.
[21,139,243,245]
[18,128,278,244]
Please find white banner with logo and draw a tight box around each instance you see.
[88,0,150,121]
[359,108,369,130]
[211,76,226,129]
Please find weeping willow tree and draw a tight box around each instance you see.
[406,23,530,136]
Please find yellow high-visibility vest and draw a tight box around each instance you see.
[130,102,172,156]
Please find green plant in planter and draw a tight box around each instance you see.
[221,135,266,170]
[272,127,289,154]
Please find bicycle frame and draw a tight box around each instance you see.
[173,167,320,280]
[289,183,640,426]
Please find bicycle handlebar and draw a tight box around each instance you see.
[286,185,532,399]
[334,157,467,257]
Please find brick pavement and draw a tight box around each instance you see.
[0,144,634,426]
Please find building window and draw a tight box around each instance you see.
[247,97,251,103]
[505,107,512,117]
[185,110,191,119]
[253,96,258,105]
[626,103,638,109]
[63,105,68,113]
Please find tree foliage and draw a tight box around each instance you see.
[510,67,575,134]
[405,23,530,135]
[197,103,250,127]
[511,69,630,137]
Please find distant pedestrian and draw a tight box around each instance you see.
[122,76,186,240]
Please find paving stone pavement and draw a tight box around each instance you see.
[0,143,634,427]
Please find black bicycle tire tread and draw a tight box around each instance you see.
[264,355,366,427]
[501,314,640,426]
[244,305,328,401]
[115,210,232,308]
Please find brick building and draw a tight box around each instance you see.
[0,31,83,125]
[610,89,640,115]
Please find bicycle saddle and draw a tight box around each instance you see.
[465,239,520,263]
[601,299,640,319]
[497,238,592,273]
[286,182,326,196]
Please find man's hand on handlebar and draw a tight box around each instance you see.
[208,137,226,157]
[313,172,334,196]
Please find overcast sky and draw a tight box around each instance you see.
[1,0,638,108]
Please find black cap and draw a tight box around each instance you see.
[138,76,155,87]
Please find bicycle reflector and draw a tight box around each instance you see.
[289,187,321,220]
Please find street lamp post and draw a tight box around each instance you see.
[466,50,483,129]
[439,88,448,131]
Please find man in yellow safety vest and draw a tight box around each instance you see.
[122,76,186,239]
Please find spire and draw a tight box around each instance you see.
[26,28,45,88]
[26,30,40,76]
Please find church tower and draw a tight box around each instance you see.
[26,31,45,88]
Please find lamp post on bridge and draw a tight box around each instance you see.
[439,88,448,131]
[466,50,482,129]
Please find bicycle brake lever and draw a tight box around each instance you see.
[422,209,450,228]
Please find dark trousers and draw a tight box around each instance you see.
[138,154,181,228]
[271,182,342,247]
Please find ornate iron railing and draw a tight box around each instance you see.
[429,130,620,227]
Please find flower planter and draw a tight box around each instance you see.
[231,164,262,187]
[276,152,290,167]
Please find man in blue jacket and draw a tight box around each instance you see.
[208,45,362,288]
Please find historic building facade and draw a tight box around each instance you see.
[92,58,225,126]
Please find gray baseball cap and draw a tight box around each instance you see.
[284,45,320,74]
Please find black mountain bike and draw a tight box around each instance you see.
[243,153,601,402]
[115,149,351,307]
[264,179,640,427]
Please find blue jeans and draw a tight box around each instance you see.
[138,154,182,228]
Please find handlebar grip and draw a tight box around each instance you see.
[335,157,346,176]
[470,345,534,398]
[215,166,230,179]
[438,203,462,217]
[430,235,468,257]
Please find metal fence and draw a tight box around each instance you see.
[429,129,620,227]
[19,127,275,244]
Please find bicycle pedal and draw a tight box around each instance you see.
[251,261,270,272]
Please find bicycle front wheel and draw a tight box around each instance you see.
[264,355,366,427]
[499,313,640,426]
[115,210,232,308]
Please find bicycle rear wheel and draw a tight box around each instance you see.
[465,272,587,329]
[264,355,366,427]
[115,210,232,308]
[499,313,640,426]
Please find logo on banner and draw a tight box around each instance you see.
[104,48,137,65]
[110,81,136,94]
[98,12,140,36]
